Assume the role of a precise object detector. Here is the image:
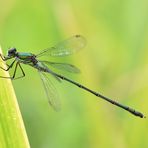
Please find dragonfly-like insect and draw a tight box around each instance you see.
[0,35,145,118]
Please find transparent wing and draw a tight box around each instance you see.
[38,70,61,111]
[40,61,62,82]
[40,61,80,73]
[36,35,86,57]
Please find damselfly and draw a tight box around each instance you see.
[0,35,145,118]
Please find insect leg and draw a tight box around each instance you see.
[13,63,25,80]
[0,54,6,61]
[0,61,25,80]
[0,60,17,79]
[0,59,16,71]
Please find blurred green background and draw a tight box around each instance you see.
[0,0,148,148]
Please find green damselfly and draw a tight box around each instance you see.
[0,35,145,118]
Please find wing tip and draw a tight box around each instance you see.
[74,34,87,48]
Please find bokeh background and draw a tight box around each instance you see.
[0,0,148,148]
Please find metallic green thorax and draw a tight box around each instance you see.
[16,52,49,72]
[17,52,33,59]
[16,52,36,65]
[16,52,34,62]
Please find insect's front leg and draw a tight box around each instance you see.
[0,59,16,71]
[0,53,13,71]
[0,53,7,61]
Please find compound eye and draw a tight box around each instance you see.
[8,48,16,55]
